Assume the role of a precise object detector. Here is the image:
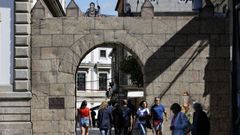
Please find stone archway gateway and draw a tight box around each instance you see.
[29,1,231,135]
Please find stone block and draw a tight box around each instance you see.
[32,72,41,85]
[65,109,75,120]
[31,109,42,121]
[52,35,74,47]
[90,30,104,45]
[171,58,192,71]
[32,60,52,72]
[15,58,30,68]
[192,58,208,70]
[15,69,30,80]
[152,19,177,34]
[41,47,57,59]
[40,72,57,83]
[31,96,48,109]
[32,9,45,19]
[0,114,30,121]
[177,18,199,34]
[200,18,225,34]
[216,47,230,58]
[32,47,41,59]
[220,34,230,46]
[33,121,59,133]
[166,34,188,46]
[50,84,65,96]
[0,122,32,135]
[52,110,65,120]
[15,24,30,35]
[0,101,30,107]
[15,13,30,23]
[124,18,152,34]
[32,83,50,96]
[65,84,75,96]
[41,19,62,34]
[57,73,74,83]
[15,2,30,13]
[59,121,75,133]
[32,35,52,47]
[59,60,73,74]
[66,8,79,17]
[0,107,30,114]
[74,35,84,41]
[15,35,30,46]
[15,47,30,57]
[95,17,123,30]
[41,109,54,121]
[63,18,94,34]
[103,30,115,42]
[189,83,205,94]
[65,96,75,108]
[15,80,30,91]
[187,34,209,46]
[183,71,200,82]
[143,34,166,46]
[32,19,41,35]
[114,30,127,42]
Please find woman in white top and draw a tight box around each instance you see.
[136,100,150,135]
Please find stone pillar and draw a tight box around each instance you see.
[15,0,31,92]
[31,0,46,19]
[66,0,79,17]
[141,0,154,19]
[0,0,32,134]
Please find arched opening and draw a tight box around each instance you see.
[75,42,145,133]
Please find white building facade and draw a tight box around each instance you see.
[76,47,112,108]
[0,0,14,90]
[0,0,66,90]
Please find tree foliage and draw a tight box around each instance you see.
[120,56,143,87]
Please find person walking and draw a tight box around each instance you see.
[78,100,91,135]
[170,103,190,135]
[136,100,150,135]
[97,101,113,135]
[112,99,133,135]
[151,97,167,135]
[191,103,210,135]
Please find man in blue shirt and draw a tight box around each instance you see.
[151,97,167,135]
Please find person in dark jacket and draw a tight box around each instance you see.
[191,103,210,135]
[98,101,113,135]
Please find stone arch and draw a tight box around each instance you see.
[58,30,152,74]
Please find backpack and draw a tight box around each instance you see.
[120,106,131,127]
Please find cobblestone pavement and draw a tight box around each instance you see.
[76,128,141,135]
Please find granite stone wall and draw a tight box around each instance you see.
[30,3,231,135]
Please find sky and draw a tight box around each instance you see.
[66,0,118,16]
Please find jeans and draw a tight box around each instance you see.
[138,123,146,135]
[100,128,109,135]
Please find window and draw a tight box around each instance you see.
[99,73,107,90]
[100,50,106,58]
[77,73,86,90]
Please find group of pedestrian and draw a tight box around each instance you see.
[169,102,210,135]
[77,97,210,135]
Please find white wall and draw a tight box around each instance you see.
[0,0,14,85]
[79,47,112,91]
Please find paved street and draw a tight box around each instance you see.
[76,128,141,135]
